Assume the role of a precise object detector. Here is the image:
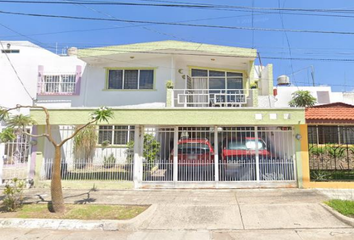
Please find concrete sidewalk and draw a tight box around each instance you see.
[1,188,354,239]
[7,188,352,231]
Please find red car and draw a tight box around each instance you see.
[221,137,270,180]
[170,138,215,179]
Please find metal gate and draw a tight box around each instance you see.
[0,129,31,184]
[141,126,296,187]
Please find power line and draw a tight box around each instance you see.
[0,40,35,101]
[2,0,354,14]
[2,9,354,35]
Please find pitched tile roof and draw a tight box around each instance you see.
[306,102,354,123]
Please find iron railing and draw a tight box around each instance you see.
[38,74,76,95]
[172,89,254,108]
[308,126,354,181]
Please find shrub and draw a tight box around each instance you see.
[309,145,327,156]
[2,178,25,212]
[327,145,346,158]
[310,170,330,181]
[103,153,116,168]
[143,134,160,170]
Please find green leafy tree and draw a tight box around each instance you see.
[143,134,160,170]
[289,90,317,107]
[0,127,16,143]
[73,125,97,168]
[0,105,113,213]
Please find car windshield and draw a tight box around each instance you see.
[227,140,265,150]
[178,143,210,154]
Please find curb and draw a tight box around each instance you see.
[320,203,354,227]
[0,204,157,231]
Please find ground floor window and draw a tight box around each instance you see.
[98,126,135,145]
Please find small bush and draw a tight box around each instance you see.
[2,178,25,212]
[103,153,116,168]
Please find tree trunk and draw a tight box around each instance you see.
[51,146,65,213]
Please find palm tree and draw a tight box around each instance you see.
[0,105,113,213]
[289,90,317,107]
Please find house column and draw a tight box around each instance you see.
[255,126,260,182]
[214,126,219,182]
[133,125,144,188]
[173,126,178,182]
[0,141,4,185]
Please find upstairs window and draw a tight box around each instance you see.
[42,74,76,93]
[108,69,154,90]
[191,68,243,90]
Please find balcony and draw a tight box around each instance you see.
[37,74,78,96]
[168,88,258,108]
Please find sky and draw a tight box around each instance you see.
[1,0,354,92]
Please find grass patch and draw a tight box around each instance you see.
[0,204,149,220]
[325,199,354,218]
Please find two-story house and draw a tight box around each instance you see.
[2,40,306,188]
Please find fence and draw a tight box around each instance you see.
[142,126,296,183]
[36,125,296,186]
[308,126,354,181]
[41,125,134,181]
[0,129,31,183]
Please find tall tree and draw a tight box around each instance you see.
[289,90,317,107]
[0,105,113,213]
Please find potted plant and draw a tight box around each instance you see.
[250,82,258,89]
[166,80,174,89]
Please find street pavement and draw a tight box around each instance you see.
[1,188,354,239]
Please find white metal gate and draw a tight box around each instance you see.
[141,126,296,187]
[0,130,31,183]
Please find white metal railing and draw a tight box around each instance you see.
[38,74,76,94]
[172,89,254,107]
[41,125,134,181]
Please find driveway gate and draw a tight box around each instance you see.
[141,126,296,187]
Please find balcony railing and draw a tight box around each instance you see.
[38,74,77,95]
[170,89,257,108]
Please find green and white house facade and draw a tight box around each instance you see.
[1,40,307,188]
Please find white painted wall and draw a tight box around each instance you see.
[0,41,84,123]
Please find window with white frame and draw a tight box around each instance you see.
[43,74,76,93]
[191,69,243,90]
[107,69,154,90]
[98,126,135,145]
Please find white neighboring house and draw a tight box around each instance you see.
[0,41,84,183]
[274,85,354,107]
[0,41,85,120]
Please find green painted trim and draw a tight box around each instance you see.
[31,108,305,126]
[105,67,157,91]
[78,40,257,59]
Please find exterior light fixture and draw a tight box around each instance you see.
[295,134,302,140]
[211,58,215,61]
